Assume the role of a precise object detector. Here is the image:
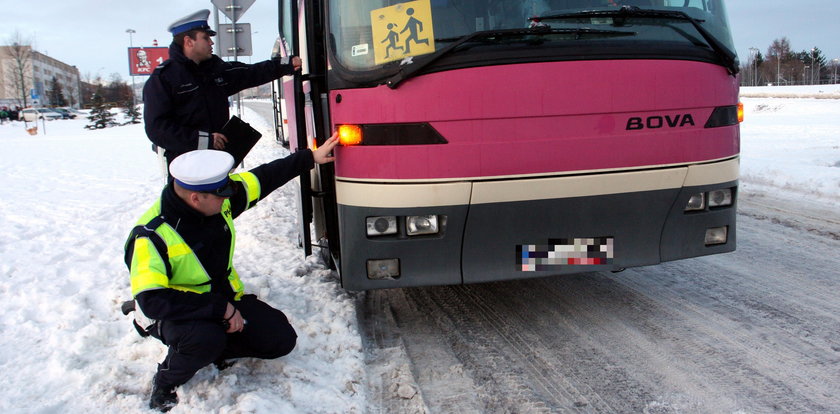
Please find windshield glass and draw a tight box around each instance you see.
[328,0,734,74]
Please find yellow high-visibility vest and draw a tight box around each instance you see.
[126,172,262,300]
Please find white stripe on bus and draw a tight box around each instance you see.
[335,157,738,208]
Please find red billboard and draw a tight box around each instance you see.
[128,47,169,76]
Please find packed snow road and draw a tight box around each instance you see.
[359,191,840,414]
[245,98,840,413]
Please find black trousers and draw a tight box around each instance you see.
[151,295,297,388]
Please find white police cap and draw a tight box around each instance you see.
[170,150,235,196]
[168,9,217,36]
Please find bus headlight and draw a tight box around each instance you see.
[708,188,733,207]
[366,216,397,236]
[685,193,705,211]
[407,215,439,235]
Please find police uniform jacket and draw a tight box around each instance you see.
[143,42,297,161]
[125,150,314,322]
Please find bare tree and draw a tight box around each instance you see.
[764,37,799,85]
[3,31,34,108]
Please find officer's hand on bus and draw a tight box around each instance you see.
[223,302,245,333]
[312,132,339,164]
[292,56,302,71]
[212,132,228,150]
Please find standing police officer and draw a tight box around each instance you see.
[125,132,338,411]
[143,9,302,166]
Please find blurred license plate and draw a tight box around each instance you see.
[517,237,614,271]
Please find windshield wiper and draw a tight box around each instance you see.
[531,6,739,75]
[386,27,634,89]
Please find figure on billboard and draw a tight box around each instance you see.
[136,49,152,73]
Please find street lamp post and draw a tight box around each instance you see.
[749,47,759,86]
[833,59,839,84]
[810,48,816,85]
[126,29,137,107]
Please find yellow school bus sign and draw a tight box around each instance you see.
[370,0,436,65]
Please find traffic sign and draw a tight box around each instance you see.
[211,0,256,23]
[217,23,253,57]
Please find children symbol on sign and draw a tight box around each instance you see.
[400,8,429,54]
[381,23,404,59]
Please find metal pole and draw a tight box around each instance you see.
[231,1,238,62]
[776,53,781,85]
[126,29,137,107]
[816,57,820,85]
[230,0,242,118]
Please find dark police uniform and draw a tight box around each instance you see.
[143,42,298,165]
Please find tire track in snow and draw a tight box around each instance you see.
[362,192,840,413]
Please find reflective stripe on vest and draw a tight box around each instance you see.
[130,236,169,296]
[230,171,261,210]
[219,198,244,300]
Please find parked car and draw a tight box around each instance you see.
[58,106,85,116]
[19,107,63,121]
[51,107,76,119]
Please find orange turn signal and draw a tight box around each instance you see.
[737,101,744,123]
[337,124,363,146]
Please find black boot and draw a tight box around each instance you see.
[149,379,178,412]
[214,358,237,371]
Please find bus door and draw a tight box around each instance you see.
[279,0,337,263]
[279,0,315,256]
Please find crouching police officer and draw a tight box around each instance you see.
[124,133,338,411]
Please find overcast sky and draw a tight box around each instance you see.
[2,0,838,82]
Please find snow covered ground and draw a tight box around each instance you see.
[739,84,840,203]
[0,84,837,413]
[0,109,365,413]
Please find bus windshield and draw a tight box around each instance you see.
[328,0,735,80]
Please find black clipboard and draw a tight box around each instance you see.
[220,116,262,165]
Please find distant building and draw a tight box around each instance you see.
[0,45,81,108]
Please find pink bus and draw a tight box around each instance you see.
[275,0,741,290]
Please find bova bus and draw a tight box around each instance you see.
[273,0,741,290]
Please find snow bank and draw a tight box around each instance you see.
[740,84,840,99]
[739,87,840,203]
